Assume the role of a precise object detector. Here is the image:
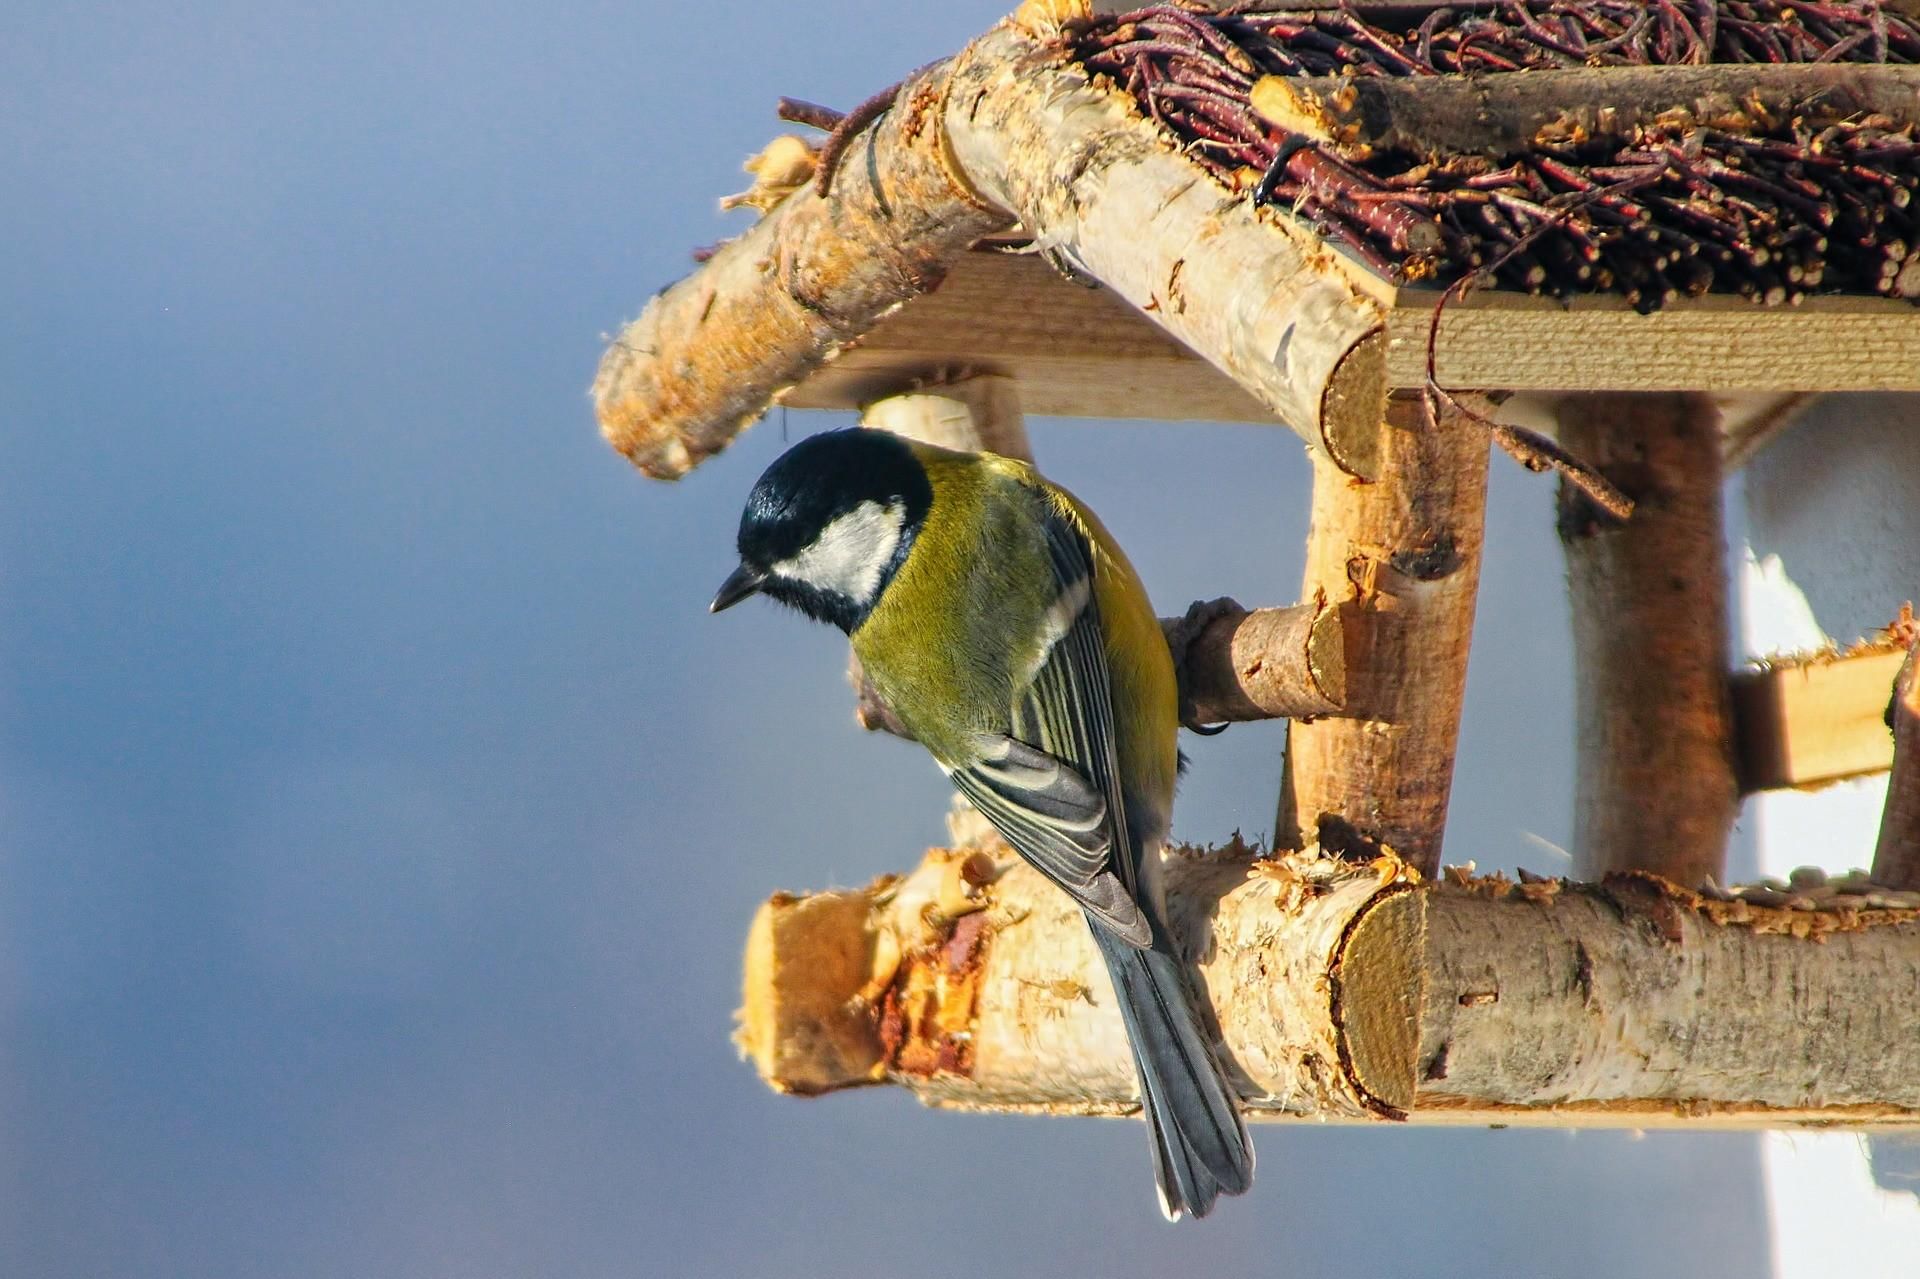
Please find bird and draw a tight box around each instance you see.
[710,427,1254,1220]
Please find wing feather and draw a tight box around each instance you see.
[949,498,1152,948]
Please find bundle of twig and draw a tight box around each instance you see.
[1071,2,1920,308]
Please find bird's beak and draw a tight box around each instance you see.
[709,563,765,613]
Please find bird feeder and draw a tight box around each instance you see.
[597,0,1920,1130]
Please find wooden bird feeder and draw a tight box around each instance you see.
[597,1,1920,1131]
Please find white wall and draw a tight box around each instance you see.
[1740,393,1920,1279]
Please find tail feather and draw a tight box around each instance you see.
[1092,925,1254,1220]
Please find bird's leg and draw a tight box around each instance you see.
[1165,596,1246,736]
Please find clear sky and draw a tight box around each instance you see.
[1,3,1775,1275]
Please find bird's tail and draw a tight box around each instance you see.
[1092,925,1255,1221]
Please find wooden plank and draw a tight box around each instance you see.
[1393,291,1920,394]
[780,251,1920,422]
[1731,648,1908,794]
[779,252,1272,421]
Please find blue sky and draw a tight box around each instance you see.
[1,3,1773,1274]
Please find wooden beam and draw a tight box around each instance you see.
[1731,647,1912,794]
[739,846,1920,1128]
[780,251,1276,423]
[1558,393,1738,889]
[1277,393,1489,876]
[780,251,1920,424]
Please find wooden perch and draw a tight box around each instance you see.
[858,597,1361,741]
[1557,393,1737,889]
[1875,641,1920,890]
[1250,65,1920,160]
[1730,645,1912,793]
[1171,598,1353,725]
[739,845,1920,1128]
[1278,393,1489,876]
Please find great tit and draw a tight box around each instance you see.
[711,427,1254,1220]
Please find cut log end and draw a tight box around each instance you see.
[1332,883,1425,1117]
[738,888,887,1095]
[1319,326,1389,481]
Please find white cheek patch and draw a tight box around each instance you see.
[772,500,905,604]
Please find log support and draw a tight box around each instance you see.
[739,845,1920,1127]
[1278,392,1490,876]
[1557,393,1737,889]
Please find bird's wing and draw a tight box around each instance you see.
[949,501,1152,948]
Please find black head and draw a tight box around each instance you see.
[709,429,934,632]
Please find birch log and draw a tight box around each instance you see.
[739,845,1920,1128]
[597,15,1389,482]
[1556,393,1738,889]
[593,59,1010,479]
[1171,598,1353,725]
[1250,66,1920,160]
[1874,643,1920,890]
[1278,393,1490,876]
[947,23,1389,478]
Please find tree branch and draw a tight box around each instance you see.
[1250,65,1920,160]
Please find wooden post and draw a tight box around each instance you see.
[1278,393,1490,876]
[1875,642,1920,891]
[1556,393,1737,888]
[858,373,1032,462]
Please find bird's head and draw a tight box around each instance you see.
[710,429,934,633]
